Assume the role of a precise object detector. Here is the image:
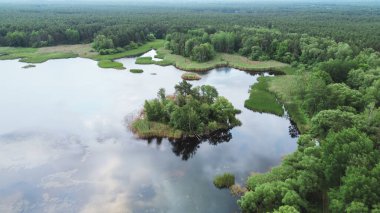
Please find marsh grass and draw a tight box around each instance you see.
[135,56,155,64]
[98,60,125,70]
[268,75,310,133]
[130,69,144,73]
[131,119,183,139]
[155,47,289,72]
[244,77,284,116]
[0,47,78,63]
[0,40,165,69]
[213,173,235,189]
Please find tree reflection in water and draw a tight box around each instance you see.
[288,120,300,138]
[145,130,233,161]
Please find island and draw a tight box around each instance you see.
[131,80,241,139]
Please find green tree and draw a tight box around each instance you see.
[199,85,218,104]
[92,34,114,51]
[184,38,199,57]
[64,28,80,44]
[326,83,364,111]
[144,99,167,122]
[346,202,369,213]
[322,128,379,187]
[310,109,359,138]
[211,97,241,127]
[175,80,193,97]
[190,43,215,62]
[170,104,201,133]
[274,205,300,213]
[319,59,358,83]
[5,31,27,46]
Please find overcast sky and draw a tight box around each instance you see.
[0,0,377,2]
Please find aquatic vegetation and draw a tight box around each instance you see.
[181,72,201,80]
[98,60,125,70]
[213,173,235,189]
[244,77,284,116]
[130,69,144,73]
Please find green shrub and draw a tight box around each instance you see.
[213,173,235,189]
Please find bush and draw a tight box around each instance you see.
[213,173,235,189]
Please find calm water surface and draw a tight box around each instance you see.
[0,50,297,213]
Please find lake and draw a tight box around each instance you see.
[0,50,297,213]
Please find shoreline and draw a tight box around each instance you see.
[131,118,235,141]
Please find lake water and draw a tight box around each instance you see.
[0,50,297,213]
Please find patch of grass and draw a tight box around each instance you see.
[268,75,310,133]
[155,47,289,72]
[154,59,173,66]
[181,72,201,80]
[19,52,78,63]
[98,60,125,70]
[213,173,235,189]
[37,44,96,58]
[244,77,284,116]
[135,56,155,64]
[130,69,144,73]
[0,47,77,63]
[0,40,165,69]
[131,119,183,139]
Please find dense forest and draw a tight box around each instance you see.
[1,2,380,212]
[163,24,380,212]
[0,3,380,50]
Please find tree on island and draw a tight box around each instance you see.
[133,80,241,138]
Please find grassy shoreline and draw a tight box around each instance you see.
[152,48,290,73]
[0,40,289,72]
[0,39,166,69]
[244,77,284,116]
[244,75,310,133]
[131,118,234,140]
[131,119,183,139]
[268,75,310,133]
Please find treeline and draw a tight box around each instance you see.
[237,30,380,213]
[165,27,365,66]
[0,3,379,51]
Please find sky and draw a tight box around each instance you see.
[0,0,377,2]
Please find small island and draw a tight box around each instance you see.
[181,72,202,81]
[130,69,144,73]
[131,80,241,139]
